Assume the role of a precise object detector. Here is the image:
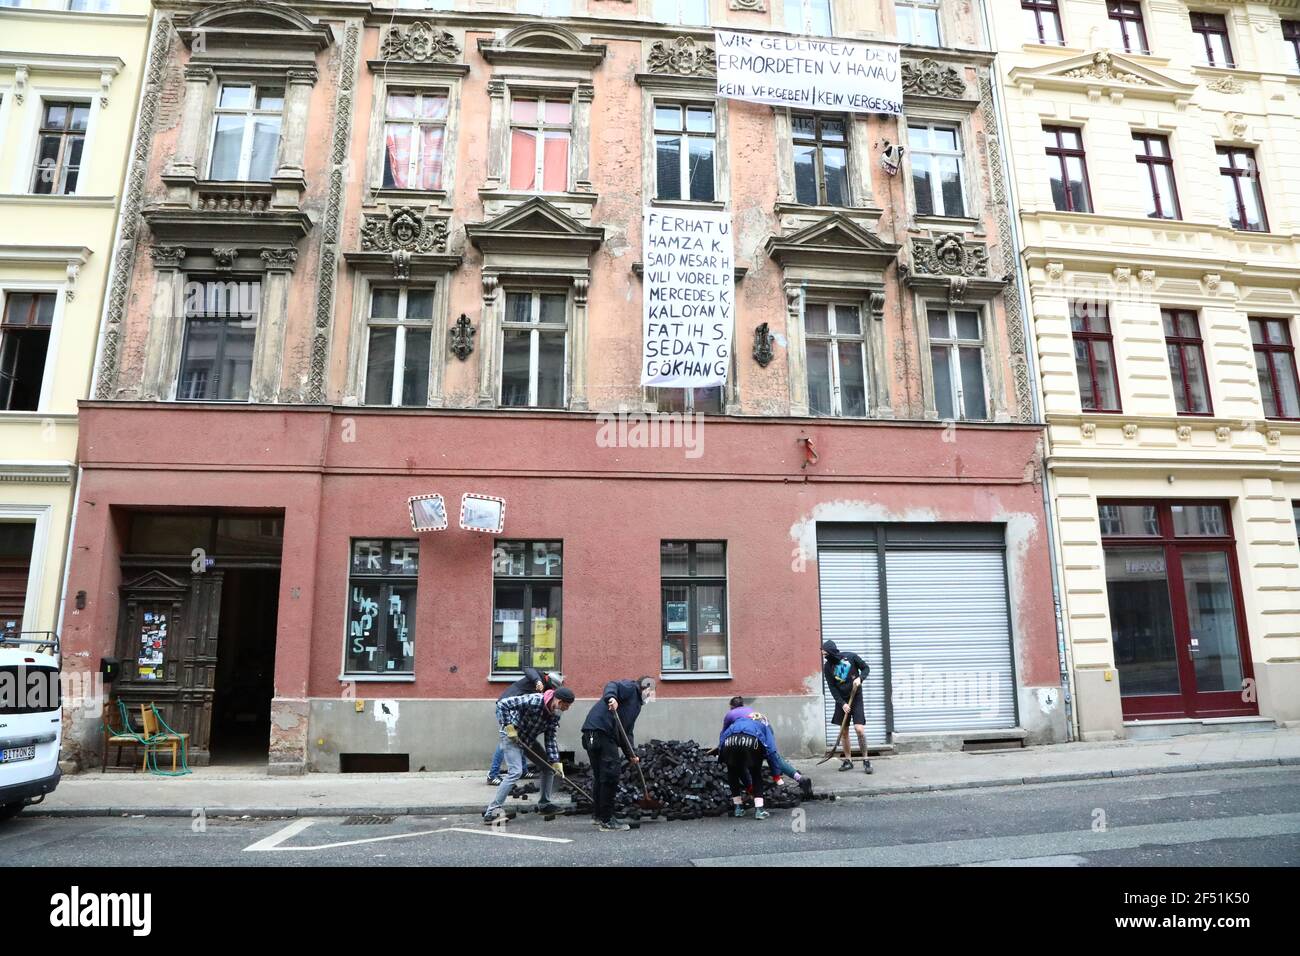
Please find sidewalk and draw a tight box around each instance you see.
[30,728,1300,818]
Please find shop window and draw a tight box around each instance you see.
[177,278,259,402]
[1250,317,1300,420]
[1162,309,1211,415]
[1022,0,1065,45]
[364,287,433,407]
[346,539,418,675]
[1218,147,1267,232]
[909,123,966,218]
[1190,12,1234,67]
[654,102,716,203]
[928,306,987,421]
[500,290,567,409]
[508,95,572,192]
[208,83,283,182]
[654,0,709,25]
[1044,125,1093,213]
[0,292,55,411]
[30,100,89,195]
[1108,1,1149,54]
[792,113,849,207]
[805,302,867,418]
[492,541,562,675]
[785,0,833,35]
[1071,299,1121,412]
[1134,133,1180,220]
[896,1,942,46]
[382,90,449,191]
[661,541,728,673]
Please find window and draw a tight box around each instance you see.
[382,90,448,191]
[792,113,849,207]
[661,541,728,673]
[30,101,89,195]
[1218,147,1267,232]
[785,0,833,35]
[1072,299,1121,412]
[1190,12,1234,67]
[1162,309,1211,415]
[0,292,55,411]
[346,539,418,675]
[1108,2,1149,54]
[508,95,571,192]
[492,541,562,674]
[364,287,433,407]
[1134,133,1180,220]
[654,103,716,203]
[658,386,724,414]
[68,0,115,9]
[1285,20,1300,72]
[910,123,965,218]
[806,302,867,417]
[1250,318,1300,420]
[929,307,987,420]
[178,278,258,401]
[654,0,708,25]
[209,83,283,182]
[896,1,942,46]
[1044,126,1093,213]
[1022,0,1065,45]
[1098,503,1159,536]
[501,291,566,408]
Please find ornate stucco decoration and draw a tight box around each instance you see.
[1122,423,1139,440]
[729,0,766,9]
[1207,76,1243,94]
[753,323,775,367]
[1177,425,1192,442]
[1046,262,1064,282]
[212,247,237,270]
[1216,426,1231,442]
[911,233,990,278]
[361,206,449,254]
[149,245,187,269]
[901,59,967,99]
[647,37,717,77]
[1225,112,1249,140]
[1267,429,1282,446]
[1081,423,1097,440]
[449,313,475,361]
[1062,51,1151,85]
[260,247,298,271]
[1204,273,1221,293]
[381,22,460,62]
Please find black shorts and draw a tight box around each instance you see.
[832,691,865,726]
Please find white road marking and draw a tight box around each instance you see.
[243,818,573,852]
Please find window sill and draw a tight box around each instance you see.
[339,674,416,683]
[369,188,449,207]
[775,201,880,218]
[1021,43,1083,55]
[649,198,726,211]
[912,214,980,231]
[659,672,733,682]
[0,194,116,207]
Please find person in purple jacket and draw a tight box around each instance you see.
[723,696,813,798]
[719,703,790,819]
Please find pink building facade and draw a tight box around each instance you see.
[65,0,1065,772]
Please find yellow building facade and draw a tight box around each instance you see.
[991,0,1300,737]
[0,0,151,643]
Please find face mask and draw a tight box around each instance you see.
[639,680,656,704]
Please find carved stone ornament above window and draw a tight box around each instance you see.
[910,233,990,278]
[730,0,767,9]
[449,313,475,361]
[380,22,461,63]
[648,37,718,78]
[901,59,967,99]
[1207,76,1244,94]
[149,245,187,270]
[753,323,775,367]
[1062,51,1150,85]
[361,206,450,254]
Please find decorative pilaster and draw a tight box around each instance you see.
[484,80,507,190]
[252,248,298,403]
[168,65,213,182]
[571,277,590,409]
[477,274,500,408]
[141,244,187,400]
[574,83,595,193]
[784,281,808,416]
[275,69,318,183]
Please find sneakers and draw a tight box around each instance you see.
[597,818,631,832]
[732,805,746,818]
[536,801,559,815]
[754,808,770,820]
[798,777,814,798]
[482,807,503,825]
[839,759,853,772]
[862,760,874,775]
[486,775,503,787]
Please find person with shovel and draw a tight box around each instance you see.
[486,669,565,787]
[822,640,873,773]
[719,707,783,819]
[580,676,653,833]
[483,686,575,825]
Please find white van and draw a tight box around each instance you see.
[0,633,61,822]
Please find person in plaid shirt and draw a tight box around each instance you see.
[483,687,575,824]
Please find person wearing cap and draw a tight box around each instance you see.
[580,676,653,832]
[483,686,575,825]
[722,696,813,797]
[822,640,873,773]
[486,669,565,786]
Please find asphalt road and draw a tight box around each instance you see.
[3,766,1297,867]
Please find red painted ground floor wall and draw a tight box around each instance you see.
[62,403,1063,771]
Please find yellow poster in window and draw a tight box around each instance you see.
[533,617,557,649]
[497,649,520,669]
[533,649,556,668]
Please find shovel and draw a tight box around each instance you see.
[816,682,859,766]
[613,709,664,811]
[511,735,594,804]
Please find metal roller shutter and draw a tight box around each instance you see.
[884,550,1016,733]
[816,548,887,749]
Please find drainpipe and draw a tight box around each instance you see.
[975,0,1078,742]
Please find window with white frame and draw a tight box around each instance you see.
[928,306,987,420]
[364,287,434,407]
[508,95,572,192]
[0,292,56,412]
[896,0,942,45]
[208,82,284,182]
[654,0,709,25]
[501,291,567,409]
[654,102,716,202]
[909,123,966,218]
[785,0,833,35]
[805,302,868,418]
[382,90,449,191]
[30,101,89,195]
[792,113,850,207]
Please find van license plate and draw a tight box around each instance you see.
[1,746,35,763]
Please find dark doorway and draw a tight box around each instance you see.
[210,568,281,765]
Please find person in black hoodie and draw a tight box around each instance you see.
[580,676,653,832]
[822,640,873,773]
